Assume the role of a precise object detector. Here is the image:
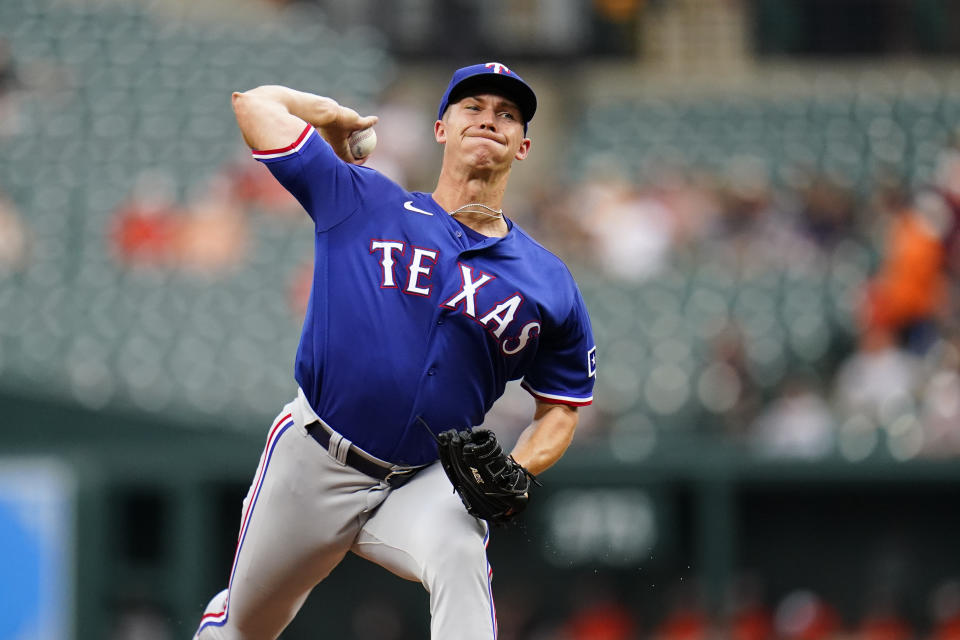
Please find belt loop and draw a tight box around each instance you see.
[336,435,352,465]
[328,431,352,465]
[327,431,344,465]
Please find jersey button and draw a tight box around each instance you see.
[436,318,445,325]
[455,230,463,238]
[427,368,436,376]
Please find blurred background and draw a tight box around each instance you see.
[2,0,960,638]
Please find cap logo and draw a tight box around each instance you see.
[484,62,512,75]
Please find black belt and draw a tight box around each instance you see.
[305,421,422,488]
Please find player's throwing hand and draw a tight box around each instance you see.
[318,102,378,165]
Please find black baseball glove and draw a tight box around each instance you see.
[435,428,538,525]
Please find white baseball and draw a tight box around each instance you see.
[348,127,377,159]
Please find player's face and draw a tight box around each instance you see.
[436,93,531,169]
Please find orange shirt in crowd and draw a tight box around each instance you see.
[865,210,946,332]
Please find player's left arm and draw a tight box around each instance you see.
[510,400,578,476]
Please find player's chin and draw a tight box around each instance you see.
[465,155,511,173]
[462,145,511,168]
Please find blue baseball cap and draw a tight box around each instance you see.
[437,62,537,133]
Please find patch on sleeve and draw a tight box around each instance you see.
[587,346,597,378]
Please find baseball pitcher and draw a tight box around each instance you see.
[194,62,597,640]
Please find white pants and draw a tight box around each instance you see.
[194,395,497,640]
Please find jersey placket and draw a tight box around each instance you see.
[398,230,502,454]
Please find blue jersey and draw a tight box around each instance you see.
[254,125,596,466]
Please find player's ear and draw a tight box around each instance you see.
[514,137,531,161]
[435,119,447,144]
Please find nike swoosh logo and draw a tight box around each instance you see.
[403,201,434,216]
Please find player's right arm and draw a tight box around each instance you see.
[231,86,376,164]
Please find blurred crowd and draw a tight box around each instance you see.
[503,137,960,460]
[505,576,960,640]
[108,156,301,275]
[316,573,960,640]
[106,570,960,640]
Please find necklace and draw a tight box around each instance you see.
[449,203,504,220]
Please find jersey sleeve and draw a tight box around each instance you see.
[521,284,597,407]
[252,124,362,231]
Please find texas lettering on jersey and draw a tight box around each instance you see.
[370,240,539,356]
